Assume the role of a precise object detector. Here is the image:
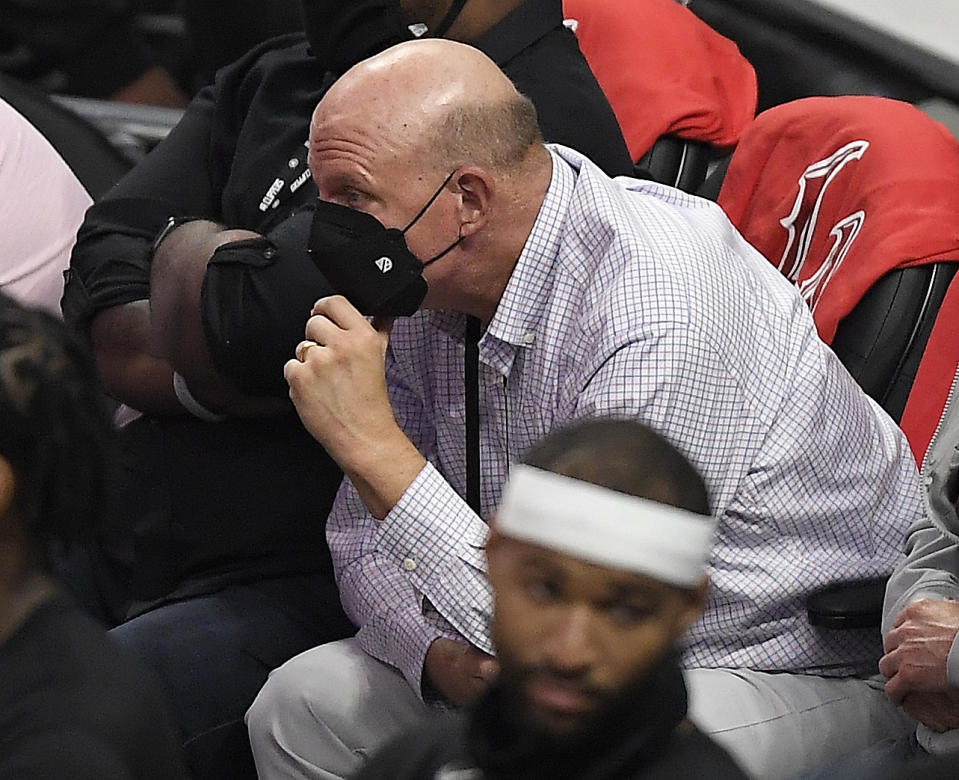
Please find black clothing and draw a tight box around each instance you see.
[0,1,157,98]
[108,571,355,780]
[62,0,632,596]
[180,0,304,91]
[356,657,747,780]
[0,595,189,780]
[302,0,413,77]
[65,0,633,398]
[115,413,344,608]
[59,9,629,775]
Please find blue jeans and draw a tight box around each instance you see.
[109,573,355,780]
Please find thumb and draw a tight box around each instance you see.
[372,315,396,337]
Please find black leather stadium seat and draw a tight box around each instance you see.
[710,95,959,629]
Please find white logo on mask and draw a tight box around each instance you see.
[375,257,393,273]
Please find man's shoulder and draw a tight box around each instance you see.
[219,33,312,80]
[2,600,177,730]
[209,33,317,111]
[560,154,769,294]
[0,600,189,779]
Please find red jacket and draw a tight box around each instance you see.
[718,96,959,346]
[564,0,757,160]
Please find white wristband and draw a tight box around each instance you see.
[172,371,227,423]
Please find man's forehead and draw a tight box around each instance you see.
[309,106,419,173]
[311,90,429,149]
[501,535,680,597]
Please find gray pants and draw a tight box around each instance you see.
[246,638,916,780]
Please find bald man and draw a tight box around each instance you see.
[59,3,630,777]
[355,418,747,780]
[247,39,921,780]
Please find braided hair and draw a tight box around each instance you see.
[0,292,116,569]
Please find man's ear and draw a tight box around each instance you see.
[484,515,503,569]
[485,516,500,548]
[452,166,493,238]
[0,457,15,520]
[674,577,709,636]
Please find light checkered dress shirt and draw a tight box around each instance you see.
[327,144,924,696]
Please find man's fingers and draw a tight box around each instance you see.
[283,357,302,386]
[902,695,953,732]
[311,294,366,326]
[883,626,902,654]
[885,671,909,705]
[893,606,911,629]
[878,647,900,678]
[304,313,343,347]
[372,314,396,335]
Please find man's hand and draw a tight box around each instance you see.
[284,295,426,518]
[880,599,959,706]
[285,295,395,452]
[901,690,959,732]
[424,637,499,708]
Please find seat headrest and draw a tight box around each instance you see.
[565,0,757,161]
[717,95,959,343]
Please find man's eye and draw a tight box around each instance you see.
[344,189,368,206]
[604,602,655,626]
[527,579,563,604]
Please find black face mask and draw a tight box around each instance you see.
[308,171,461,316]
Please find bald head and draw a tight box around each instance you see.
[308,39,551,322]
[311,39,543,175]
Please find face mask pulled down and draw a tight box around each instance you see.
[308,172,460,317]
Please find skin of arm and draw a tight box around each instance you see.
[285,295,427,516]
[70,45,316,418]
[293,298,496,701]
[89,222,289,418]
[148,220,288,417]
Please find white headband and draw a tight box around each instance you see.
[495,464,717,587]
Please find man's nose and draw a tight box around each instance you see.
[543,605,598,673]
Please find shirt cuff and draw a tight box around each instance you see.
[947,632,959,688]
[355,609,460,701]
[376,463,488,584]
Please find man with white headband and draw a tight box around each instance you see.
[354,418,747,780]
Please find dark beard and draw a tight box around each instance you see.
[466,652,688,780]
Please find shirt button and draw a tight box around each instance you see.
[402,557,417,572]
[263,247,276,259]
[523,332,535,345]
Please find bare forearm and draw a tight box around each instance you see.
[149,220,287,417]
[286,298,428,518]
[337,426,427,519]
[91,301,181,415]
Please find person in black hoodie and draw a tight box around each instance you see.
[0,292,189,780]
[355,418,747,780]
